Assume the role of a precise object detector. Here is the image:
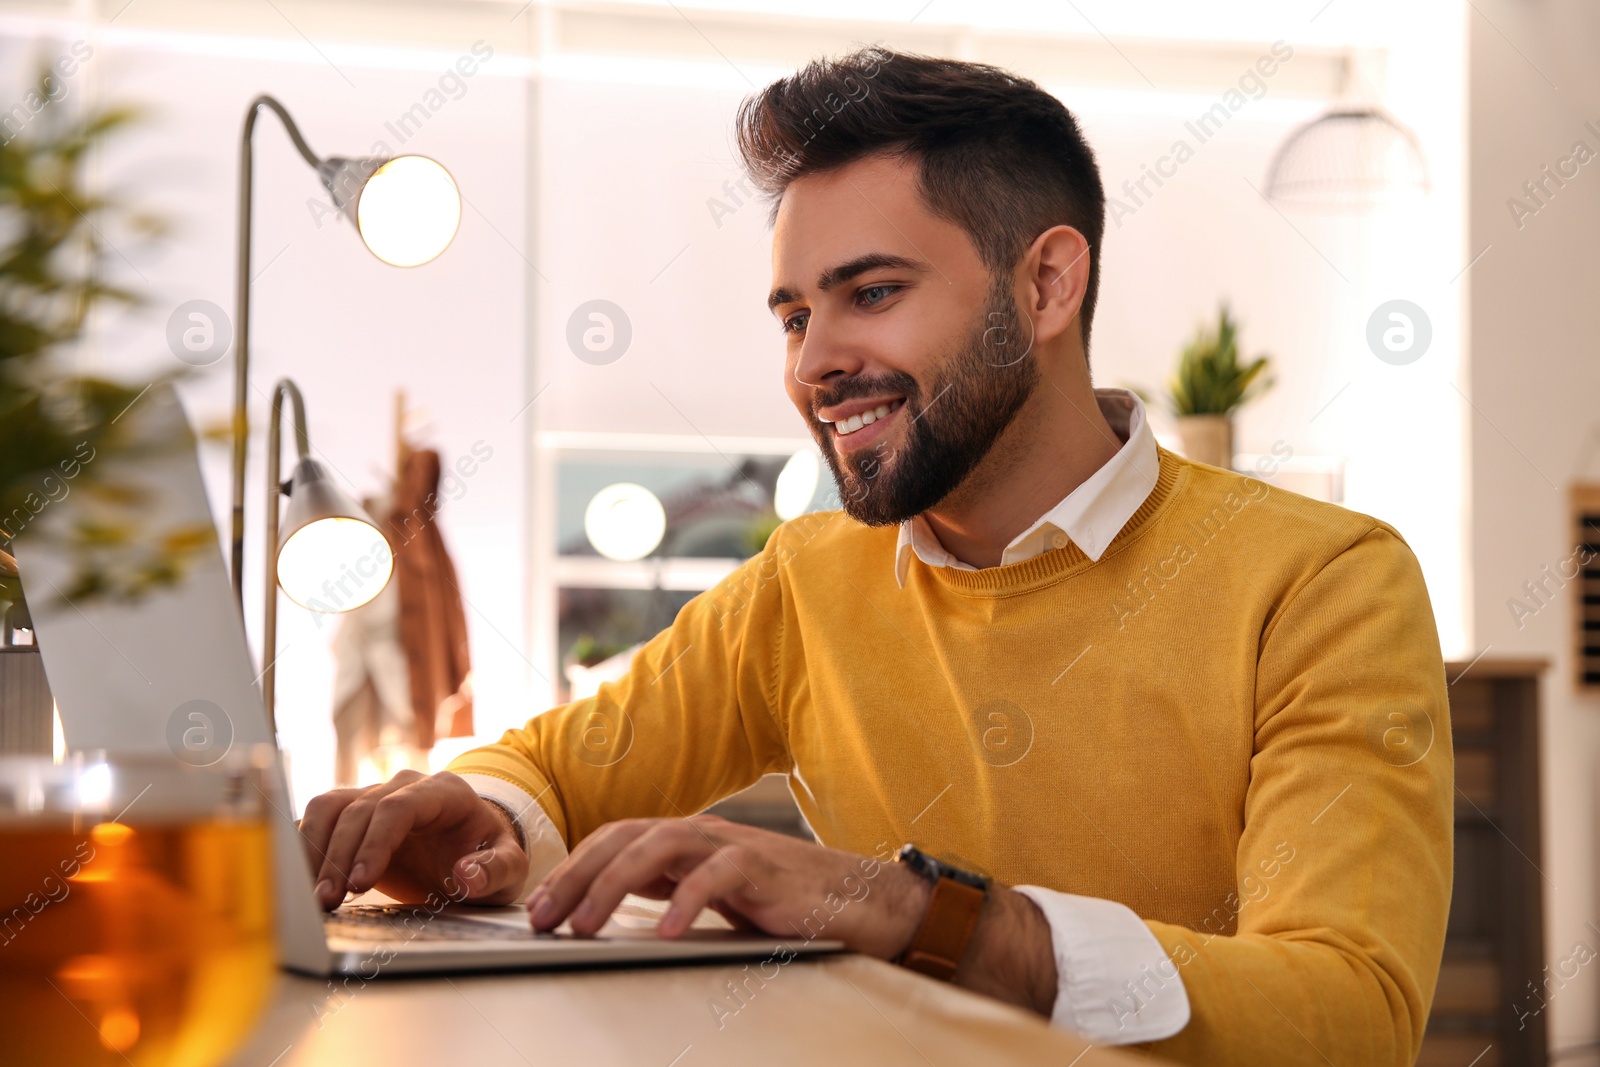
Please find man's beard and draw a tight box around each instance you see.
[810,276,1040,527]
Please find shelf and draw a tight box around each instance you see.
[540,430,813,457]
[555,555,742,592]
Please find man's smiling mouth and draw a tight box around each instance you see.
[821,397,907,437]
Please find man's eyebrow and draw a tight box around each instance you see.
[767,253,927,311]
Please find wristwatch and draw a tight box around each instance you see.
[893,844,990,981]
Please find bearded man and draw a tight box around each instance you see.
[298,47,1453,1066]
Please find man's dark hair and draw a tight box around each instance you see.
[736,46,1107,356]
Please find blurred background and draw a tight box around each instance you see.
[0,0,1595,1060]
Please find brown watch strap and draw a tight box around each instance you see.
[898,876,986,981]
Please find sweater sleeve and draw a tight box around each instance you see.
[1141,523,1454,1066]
[444,525,794,848]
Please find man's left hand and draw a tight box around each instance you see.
[526,814,927,959]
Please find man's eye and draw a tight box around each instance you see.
[782,312,809,335]
[858,284,901,306]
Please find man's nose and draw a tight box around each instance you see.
[792,315,864,389]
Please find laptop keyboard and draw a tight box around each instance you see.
[325,904,539,942]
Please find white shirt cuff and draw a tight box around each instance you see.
[1013,886,1190,1045]
[456,773,569,900]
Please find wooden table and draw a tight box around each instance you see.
[220,949,1143,1066]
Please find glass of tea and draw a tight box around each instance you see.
[0,748,279,1067]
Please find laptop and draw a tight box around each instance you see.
[13,382,842,976]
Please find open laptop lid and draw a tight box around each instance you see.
[11,381,333,974]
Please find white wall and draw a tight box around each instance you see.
[535,64,793,440]
[1470,0,1600,1056]
[1084,3,1470,661]
[1,18,534,806]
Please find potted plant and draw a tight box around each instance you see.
[1136,304,1274,470]
[1,71,200,752]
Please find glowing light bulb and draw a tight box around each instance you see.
[585,483,666,562]
[277,517,392,612]
[774,449,820,521]
[356,156,461,267]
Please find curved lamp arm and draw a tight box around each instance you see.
[228,95,457,619]
[231,96,323,611]
[261,377,311,727]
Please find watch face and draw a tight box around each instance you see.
[897,844,989,892]
[896,844,937,881]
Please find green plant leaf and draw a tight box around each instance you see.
[1163,303,1275,416]
[1,70,205,620]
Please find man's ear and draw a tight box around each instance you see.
[1022,225,1090,349]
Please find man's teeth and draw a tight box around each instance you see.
[836,402,895,436]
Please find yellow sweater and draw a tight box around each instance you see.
[449,444,1453,1065]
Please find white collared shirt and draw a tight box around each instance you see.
[894,386,1160,587]
[464,387,1189,1046]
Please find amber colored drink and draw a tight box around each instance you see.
[0,817,276,1067]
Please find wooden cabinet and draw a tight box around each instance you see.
[1418,658,1548,1067]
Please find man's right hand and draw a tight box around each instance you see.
[296,769,529,910]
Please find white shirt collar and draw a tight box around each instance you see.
[893,387,1160,588]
